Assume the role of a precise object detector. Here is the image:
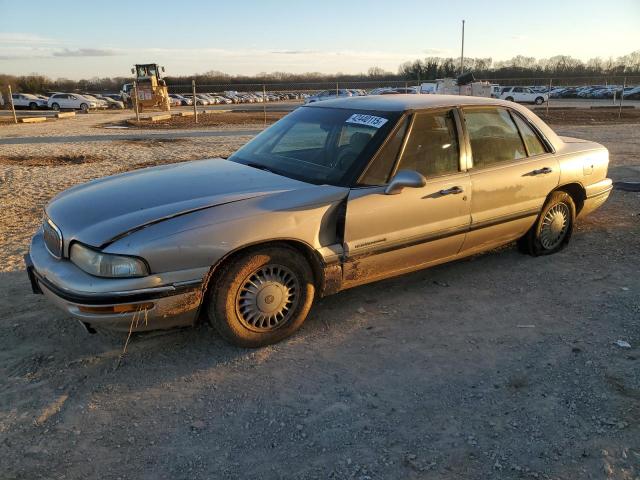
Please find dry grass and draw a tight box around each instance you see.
[0,154,101,166]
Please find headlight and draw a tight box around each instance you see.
[70,243,149,278]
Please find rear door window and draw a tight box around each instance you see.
[463,107,527,168]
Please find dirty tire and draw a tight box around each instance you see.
[518,191,576,256]
[535,96,544,105]
[208,246,315,348]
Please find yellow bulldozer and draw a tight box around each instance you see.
[124,63,170,112]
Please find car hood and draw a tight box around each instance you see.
[46,158,309,248]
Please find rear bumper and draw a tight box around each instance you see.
[580,178,613,218]
[26,232,206,332]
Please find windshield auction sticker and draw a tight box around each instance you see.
[345,114,388,128]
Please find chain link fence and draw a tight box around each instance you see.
[2,76,639,124]
[166,75,640,103]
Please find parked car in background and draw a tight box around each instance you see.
[94,95,125,109]
[500,87,547,105]
[81,94,109,109]
[182,94,207,105]
[389,87,418,94]
[169,94,192,106]
[214,95,232,104]
[370,87,396,95]
[103,93,125,103]
[47,93,97,112]
[624,86,640,100]
[304,89,352,103]
[26,95,611,347]
[11,93,48,110]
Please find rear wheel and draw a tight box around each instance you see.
[534,96,545,105]
[518,191,576,256]
[208,246,315,347]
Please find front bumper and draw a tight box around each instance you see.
[26,231,207,332]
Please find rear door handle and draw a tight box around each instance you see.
[531,167,553,175]
[439,186,464,195]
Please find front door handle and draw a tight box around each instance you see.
[531,167,553,175]
[439,186,464,195]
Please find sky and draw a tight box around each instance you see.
[0,0,638,79]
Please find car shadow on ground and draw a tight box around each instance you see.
[1,243,514,372]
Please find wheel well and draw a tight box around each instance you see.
[556,183,586,213]
[200,240,324,304]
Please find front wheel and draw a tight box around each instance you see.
[208,246,315,347]
[505,96,515,102]
[534,96,545,105]
[80,103,88,112]
[518,191,576,256]
[29,102,38,110]
[51,103,60,111]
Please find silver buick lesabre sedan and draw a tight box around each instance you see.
[26,95,612,347]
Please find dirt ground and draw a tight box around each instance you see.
[127,107,640,129]
[535,107,640,125]
[125,111,286,129]
[0,118,639,479]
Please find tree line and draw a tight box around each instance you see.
[1,51,638,94]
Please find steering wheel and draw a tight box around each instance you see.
[334,146,358,170]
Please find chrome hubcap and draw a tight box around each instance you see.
[236,264,299,331]
[540,203,570,249]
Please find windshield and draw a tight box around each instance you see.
[229,106,400,186]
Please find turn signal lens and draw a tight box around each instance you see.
[77,302,154,314]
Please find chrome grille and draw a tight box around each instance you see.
[43,218,63,258]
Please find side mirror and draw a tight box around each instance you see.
[384,170,426,195]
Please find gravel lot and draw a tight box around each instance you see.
[0,114,638,479]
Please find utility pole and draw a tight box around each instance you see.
[460,19,466,75]
[7,85,17,124]
[192,79,198,124]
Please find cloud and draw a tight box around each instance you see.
[52,48,119,57]
[422,48,450,56]
[0,32,59,45]
[271,50,320,55]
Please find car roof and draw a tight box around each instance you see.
[305,94,517,112]
[305,93,564,150]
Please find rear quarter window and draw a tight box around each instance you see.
[512,113,547,156]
